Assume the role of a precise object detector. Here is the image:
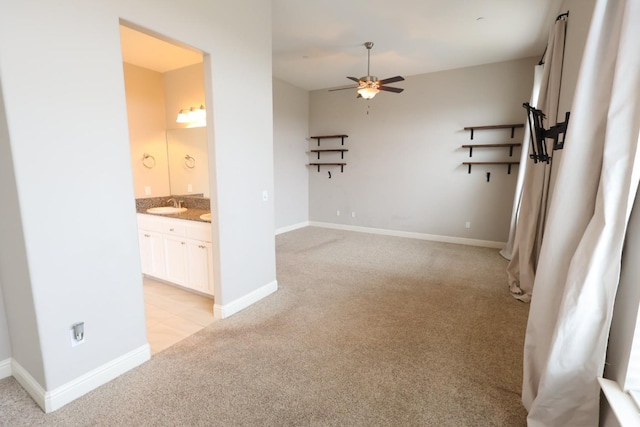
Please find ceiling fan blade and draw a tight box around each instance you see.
[347,76,361,83]
[378,76,405,85]
[379,86,404,93]
[328,86,358,92]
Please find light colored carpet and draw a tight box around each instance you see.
[0,227,529,426]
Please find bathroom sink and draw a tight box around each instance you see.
[147,206,188,214]
[200,213,212,221]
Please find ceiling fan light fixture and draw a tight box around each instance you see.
[329,41,404,99]
[358,86,379,99]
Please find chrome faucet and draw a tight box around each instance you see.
[167,198,178,208]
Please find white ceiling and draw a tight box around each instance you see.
[120,26,202,73]
[121,0,562,90]
[272,0,562,91]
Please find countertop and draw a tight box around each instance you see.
[137,207,211,223]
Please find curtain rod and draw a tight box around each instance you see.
[539,11,570,65]
[539,46,547,66]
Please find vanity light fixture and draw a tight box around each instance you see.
[176,105,206,124]
[191,105,206,121]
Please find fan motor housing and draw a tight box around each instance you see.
[359,75,378,83]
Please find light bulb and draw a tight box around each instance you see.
[192,105,206,120]
[176,109,189,123]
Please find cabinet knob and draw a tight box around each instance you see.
[170,228,174,232]
[199,245,205,249]
[144,234,150,237]
[181,241,185,245]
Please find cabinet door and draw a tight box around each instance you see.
[186,240,214,295]
[163,235,188,286]
[138,230,166,279]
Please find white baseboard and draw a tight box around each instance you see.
[275,221,309,235]
[214,280,278,319]
[309,221,505,249]
[12,344,150,413]
[0,357,11,379]
[11,359,47,410]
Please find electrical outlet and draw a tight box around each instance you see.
[336,210,340,216]
[187,184,193,193]
[351,212,356,218]
[465,221,471,229]
[262,190,268,201]
[144,186,151,196]
[70,322,85,347]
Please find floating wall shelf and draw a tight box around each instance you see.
[462,143,522,157]
[310,134,348,146]
[461,124,523,178]
[463,161,520,174]
[307,135,349,177]
[309,162,346,173]
[463,124,524,140]
[310,149,348,160]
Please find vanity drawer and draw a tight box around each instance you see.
[137,213,163,232]
[162,218,187,236]
[187,222,212,242]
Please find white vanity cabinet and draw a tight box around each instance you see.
[163,234,188,286]
[137,214,214,296]
[138,229,166,279]
[185,240,214,294]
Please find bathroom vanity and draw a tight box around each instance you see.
[137,213,214,296]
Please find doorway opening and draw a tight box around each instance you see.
[119,23,215,355]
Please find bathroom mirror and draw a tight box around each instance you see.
[166,127,210,198]
[121,24,209,200]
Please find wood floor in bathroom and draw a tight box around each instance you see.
[143,277,215,355]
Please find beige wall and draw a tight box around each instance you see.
[273,78,309,230]
[309,57,537,243]
[0,83,14,365]
[124,63,171,198]
[0,277,10,363]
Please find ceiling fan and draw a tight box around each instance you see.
[330,42,405,99]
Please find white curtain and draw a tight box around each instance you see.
[505,16,567,302]
[523,0,640,425]
[500,65,543,261]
